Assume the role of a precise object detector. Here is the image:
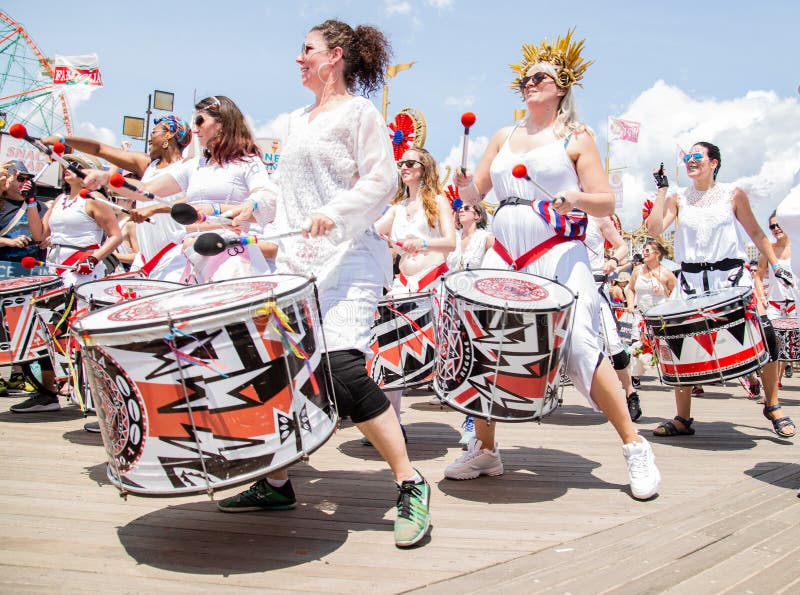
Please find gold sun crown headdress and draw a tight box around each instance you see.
[509,28,594,92]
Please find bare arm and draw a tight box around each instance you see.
[732,188,780,266]
[597,216,628,273]
[41,135,150,177]
[373,205,397,237]
[451,127,507,205]
[85,200,122,261]
[646,187,679,236]
[564,131,614,217]
[626,267,639,311]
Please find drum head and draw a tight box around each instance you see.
[73,275,309,337]
[75,279,183,308]
[645,287,751,319]
[442,269,574,312]
[0,276,61,296]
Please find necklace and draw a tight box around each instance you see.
[60,192,79,209]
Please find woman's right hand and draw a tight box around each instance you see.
[452,168,474,188]
[81,169,110,191]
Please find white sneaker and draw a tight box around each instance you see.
[622,436,660,500]
[444,438,504,480]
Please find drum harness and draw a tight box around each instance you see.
[678,258,744,295]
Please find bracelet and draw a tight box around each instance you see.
[25,197,37,206]
[422,239,429,249]
[247,197,259,211]
[212,203,221,216]
[57,135,66,145]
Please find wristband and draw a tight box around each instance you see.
[422,239,429,249]
[57,135,66,145]
[247,197,259,211]
[212,203,221,216]
[25,197,37,206]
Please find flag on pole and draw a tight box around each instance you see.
[608,118,641,143]
[53,54,103,88]
[386,62,416,79]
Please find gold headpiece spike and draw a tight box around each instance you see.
[509,27,594,92]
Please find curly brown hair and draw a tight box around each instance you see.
[392,148,442,229]
[195,96,260,166]
[311,20,392,97]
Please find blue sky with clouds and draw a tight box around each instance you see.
[4,0,800,228]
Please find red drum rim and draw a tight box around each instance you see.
[0,275,61,297]
[442,268,575,314]
[72,274,312,338]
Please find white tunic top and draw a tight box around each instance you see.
[136,159,186,262]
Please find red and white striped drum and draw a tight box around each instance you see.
[643,287,768,385]
[72,275,337,496]
[366,292,436,390]
[434,269,574,422]
[773,317,800,362]
[0,276,62,365]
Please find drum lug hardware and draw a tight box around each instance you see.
[118,489,128,501]
[301,454,310,462]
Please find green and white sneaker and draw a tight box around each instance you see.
[394,474,431,548]
[0,377,8,397]
[217,479,296,512]
[8,372,35,393]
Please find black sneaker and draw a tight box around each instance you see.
[10,393,60,413]
[84,421,101,433]
[631,376,641,388]
[785,364,793,379]
[217,479,296,512]
[627,392,642,422]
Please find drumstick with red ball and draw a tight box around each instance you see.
[21,256,81,272]
[8,123,84,178]
[511,163,561,203]
[78,189,153,223]
[459,112,476,174]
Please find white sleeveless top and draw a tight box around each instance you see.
[137,159,186,261]
[674,183,747,264]
[489,130,581,255]
[447,228,491,270]
[634,265,669,312]
[767,255,795,302]
[48,193,104,247]
[390,199,443,242]
[584,216,606,272]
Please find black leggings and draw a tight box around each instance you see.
[322,349,390,423]
[761,316,780,362]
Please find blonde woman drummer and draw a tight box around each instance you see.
[373,147,456,428]
[647,145,795,438]
[447,30,660,500]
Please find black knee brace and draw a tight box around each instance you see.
[610,349,630,370]
[761,316,779,362]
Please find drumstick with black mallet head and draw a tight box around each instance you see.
[192,230,306,256]
[171,203,240,225]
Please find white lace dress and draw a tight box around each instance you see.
[271,96,396,353]
[446,228,491,271]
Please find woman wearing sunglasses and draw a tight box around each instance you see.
[84,96,276,283]
[42,116,192,280]
[224,19,432,548]
[447,30,661,501]
[647,144,795,438]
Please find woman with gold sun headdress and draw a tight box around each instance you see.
[446,29,661,500]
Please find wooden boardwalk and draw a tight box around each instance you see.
[1,373,799,593]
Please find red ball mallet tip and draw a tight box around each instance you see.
[460,112,476,128]
[511,164,529,179]
[79,188,90,198]
[21,256,37,269]
[8,123,27,139]
[108,172,125,188]
[52,142,66,155]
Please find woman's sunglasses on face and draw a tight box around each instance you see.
[518,71,551,91]
[458,205,475,212]
[683,152,705,163]
[770,223,782,231]
[397,159,422,169]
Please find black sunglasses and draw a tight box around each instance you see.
[16,175,32,183]
[194,114,207,127]
[769,223,782,230]
[458,205,475,212]
[518,72,551,91]
[397,159,422,169]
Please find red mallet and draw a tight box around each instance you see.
[52,142,66,155]
[8,123,84,178]
[511,163,559,202]
[460,112,476,174]
[21,256,80,271]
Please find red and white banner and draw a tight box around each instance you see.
[609,118,641,143]
[53,54,103,88]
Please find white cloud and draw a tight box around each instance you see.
[445,95,476,108]
[248,112,291,142]
[74,121,118,147]
[385,0,412,15]
[438,134,489,183]
[426,0,455,8]
[607,81,800,231]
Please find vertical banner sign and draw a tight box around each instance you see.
[256,138,281,174]
[609,171,624,209]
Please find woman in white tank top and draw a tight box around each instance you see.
[647,143,795,439]
[445,30,660,501]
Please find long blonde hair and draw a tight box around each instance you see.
[392,147,442,229]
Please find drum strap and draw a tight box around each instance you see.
[492,235,572,271]
[139,242,177,277]
[398,262,449,291]
[679,258,744,294]
[54,244,100,276]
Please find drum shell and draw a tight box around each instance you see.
[0,276,62,365]
[74,276,337,495]
[643,288,768,385]
[366,292,435,389]
[434,269,574,422]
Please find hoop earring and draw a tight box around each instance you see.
[162,140,169,149]
[317,62,337,85]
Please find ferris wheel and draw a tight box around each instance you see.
[0,11,72,137]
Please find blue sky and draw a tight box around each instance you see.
[4,0,800,228]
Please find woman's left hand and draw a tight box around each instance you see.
[552,191,576,214]
[231,203,252,227]
[304,213,336,238]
